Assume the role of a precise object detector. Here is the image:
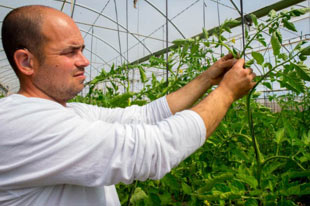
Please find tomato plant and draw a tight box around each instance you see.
[72,7,310,206]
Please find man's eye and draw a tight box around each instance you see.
[63,50,75,55]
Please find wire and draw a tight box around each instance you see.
[240,0,245,55]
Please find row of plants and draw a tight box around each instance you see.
[72,7,310,205]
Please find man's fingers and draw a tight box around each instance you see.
[222,53,234,60]
[233,58,245,69]
[245,68,253,74]
[251,71,256,80]
[220,59,237,72]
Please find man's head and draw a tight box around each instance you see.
[1,5,90,105]
[2,5,46,72]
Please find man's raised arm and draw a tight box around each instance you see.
[191,58,256,138]
[166,53,237,114]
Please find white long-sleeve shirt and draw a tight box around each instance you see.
[0,94,206,206]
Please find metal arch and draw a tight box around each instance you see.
[0,70,13,76]
[80,28,129,63]
[214,0,302,37]
[83,0,111,40]
[0,5,14,10]
[107,0,200,64]
[113,0,123,64]
[53,0,153,54]
[9,84,20,92]
[0,64,11,69]
[76,21,168,43]
[83,47,111,67]
[70,0,76,18]
[82,47,110,72]
[1,76,18,85]
[0,71,16,80]
[60,0,67,11]
[144,0,186,39]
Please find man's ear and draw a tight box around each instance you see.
[14,49,35,76]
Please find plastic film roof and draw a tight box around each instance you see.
[0,0,309,95]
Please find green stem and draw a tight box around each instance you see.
[240,15,282,58]
[235,133,252,142]
[127,180,138,206]
[246,51,301,187]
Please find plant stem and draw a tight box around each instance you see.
[127,180,138,206]
[240,15,282,58]
[246,51,300,188]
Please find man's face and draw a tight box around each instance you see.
[31,13,89,103]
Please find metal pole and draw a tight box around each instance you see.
[165,0,169,84]
[216,0,222,54]
[240,0,245,54]
[90,27,94,81]
[203,0,206,28]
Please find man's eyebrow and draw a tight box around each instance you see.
[63,45,85,51]
[70,45,85,50]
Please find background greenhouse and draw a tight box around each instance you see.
[1,0,310,205]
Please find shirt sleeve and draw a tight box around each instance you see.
[0,101,206,189]
[68,96,172,124]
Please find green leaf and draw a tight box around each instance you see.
[236,174,258,189]
[202,27,209,39]
[161,173,180,191]
[282,19,297,32]
[197,173,234,193]
[130,187,148,204]
[250,14,258,26]
[257,37,267,47]
[274,128,285,144]
[302,131,310,146]
[281,78,304,94]
[299,55,307,61]
[280,184,301,196]
[138,66,147,83]
[251,51,264,65]
[269,10,277,18]
[275,30,283,44]
[147,193,161,205]
[283,170,310,179]
[293,63,310,81]
[271,32,281,56]
[245,59,255,68]
[262,82,272,90]
[245,198,258,206]
[300,46,310,56]
[182,182,192,195]
[172,39,188,45]
[291,8,307,16]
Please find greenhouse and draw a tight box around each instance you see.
[0,0,310,205]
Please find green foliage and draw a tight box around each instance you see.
[72,7,310,205]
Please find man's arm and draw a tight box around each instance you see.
[191,58,256,138]
[166,54,237,114]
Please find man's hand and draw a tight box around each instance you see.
[191,58,256,139]
[218,58,256,101]
[203,53,238,86]
[166,53,239,114]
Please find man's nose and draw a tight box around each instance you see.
[76,51,90,67]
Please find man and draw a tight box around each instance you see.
[0,5,255,206]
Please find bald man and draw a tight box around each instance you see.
[0,5,255,206]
